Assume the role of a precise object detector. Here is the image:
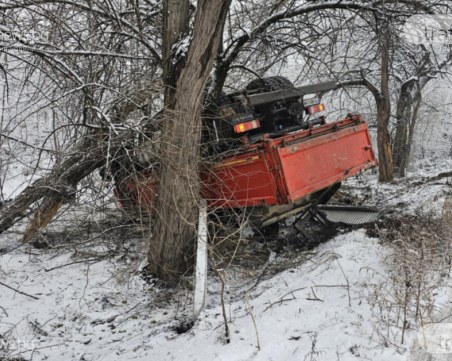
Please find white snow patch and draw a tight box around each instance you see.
[0,229,420,361]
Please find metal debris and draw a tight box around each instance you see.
[317,205,380,225]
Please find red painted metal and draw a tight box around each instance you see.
[277,119,376,202]
[201,150,279,208]
[121,115,377,212]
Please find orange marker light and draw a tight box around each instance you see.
[306,103,325,114]
[233,119,261,133]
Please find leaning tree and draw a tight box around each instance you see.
[1,0,450,282]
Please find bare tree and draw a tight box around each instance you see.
[148,0,232,281]
[393,43,452,177]
[294,0,452,181]
[0,0,162,233]
[362,15,394,182]
[1,0,451,283]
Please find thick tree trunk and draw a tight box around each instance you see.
[393,84,422,177]
[148,0,232,282]
[161,0,190,106]
[376,21,393,183]
[376,98,393,182]
[393,87,411,177]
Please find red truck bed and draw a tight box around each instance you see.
[120,115,377,218]
[202,115,377,208]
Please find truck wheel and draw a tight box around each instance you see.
[246,76,294,93]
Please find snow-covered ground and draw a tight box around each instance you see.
[0,230,407,361]
[0,159,450,361]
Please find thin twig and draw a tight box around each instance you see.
[335,258,352,307]
[0,305,8,317]
[0,132,57,153]
[245,296,260,351]
[263,287,307,312]
[306,286,324,302]
[263,297,299,312]
[0,281,39,300]
[29,320,49,336]
[43,258,102,272]
[217,269,230,343]
[211,261,230,344]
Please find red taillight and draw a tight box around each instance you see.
[306,103,325,114]
[233,119,261,133]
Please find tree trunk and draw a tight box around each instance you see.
[407,88,422,163]
[0,132,115,235]
[393,85,411,177]
[376,99,393,182]
[393,83,422,177]
[376,20,393,183]
[161,0,190,106]
[148,0,232,282]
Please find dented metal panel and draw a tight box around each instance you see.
[121,115,377,214]
[276,121,377,203]
[201,150,280,208]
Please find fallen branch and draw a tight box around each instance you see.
[43,258,102,272]
[0,130,133,239]
[0,305,8,317]
[263,287,307,312]
[411,170,452,186]
[0,281,40,300]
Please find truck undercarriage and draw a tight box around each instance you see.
[116,77,378,229]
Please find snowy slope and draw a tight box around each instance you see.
[0,230,405,361]
[149,231,409,361]
[1,162,450,361]
[1,96,451,361]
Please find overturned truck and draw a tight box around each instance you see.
[118,77,378,228]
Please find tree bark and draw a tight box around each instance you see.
[376,19,393,183]
[393,82,422,177]
[393,84,412,177]
[161,0,191,106]
[148,0,232,282]
[0,132,113,235]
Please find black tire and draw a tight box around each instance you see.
[246,76,294,93]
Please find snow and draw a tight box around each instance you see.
[173,35,192,61]
[0,228,429,361]
[342,157,452,217]
[1,163,450,361]
[151,232,406,361]
[1,66,451,360]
